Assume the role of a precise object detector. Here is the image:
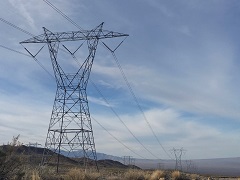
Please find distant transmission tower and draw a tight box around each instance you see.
[171,148,186,171]
[122,156,134,165]
[20,23,128,172]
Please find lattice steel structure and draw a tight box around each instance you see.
[20,23,128,172]
[171,148,186,171]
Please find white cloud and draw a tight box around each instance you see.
[88,96,112,107]
[118,32,240,120]
[8,0,36,30]
[96,80,118,89]
[91,107,239,159]
[0,95,51,145]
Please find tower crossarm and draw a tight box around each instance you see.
[20,29,129,44]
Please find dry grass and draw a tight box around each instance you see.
[31,169,41,180]
[124,169,146,180]
[64,168,101,180]
[189,173,200,179]
[19,167,41,180]
[65,168,85,180]
[171,170,181,179]
[19,167,204,180]
[4,163,240,180]
[149,170,165,180]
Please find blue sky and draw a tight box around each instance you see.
[1,0,240,160]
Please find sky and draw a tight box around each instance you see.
[1,0,240,160]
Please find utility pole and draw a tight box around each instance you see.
[20,23,128,172]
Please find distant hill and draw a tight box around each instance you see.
[60,150,123,161]
[0,145,133,169]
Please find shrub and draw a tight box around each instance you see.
[149,170,165,180]
[171,171,191,180]
[189,174,200,180]
[172,171,180,179]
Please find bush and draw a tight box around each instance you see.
[149,170,165,180]
[172,171,180,179]
[171,171,191,180]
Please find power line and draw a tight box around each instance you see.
[0,44,54,79]
[41,0,162,159]
[0,44,31,57]
[2,2,170,160]
[101,38,173,159]
[42,0,85,31]
[90,79,159,159]
[92,117,146,159]
[0,17,55,79]
[0,18,149,160]
[42,0,172,159]
[0,17,35,37]
[111,51,173,160]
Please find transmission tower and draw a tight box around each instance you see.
[170,148,186,171]
[20,23,128,172]
[122,156,134,166]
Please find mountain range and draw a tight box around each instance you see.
[61,150,240,176]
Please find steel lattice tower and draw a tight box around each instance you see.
[20,23,128,171]
[171,148,186,171]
